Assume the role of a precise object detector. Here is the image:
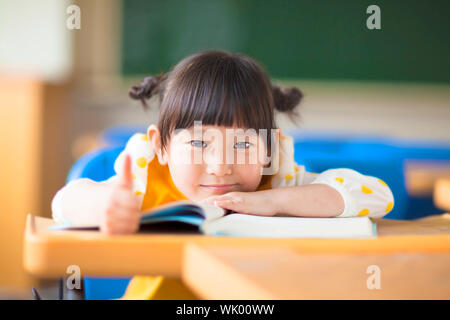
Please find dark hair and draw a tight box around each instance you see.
[129,50,303,151]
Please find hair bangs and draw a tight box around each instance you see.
[157,51,278,150]
[167,61,273,131]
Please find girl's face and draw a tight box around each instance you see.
[148,124,269,201]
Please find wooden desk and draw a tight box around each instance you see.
[434,178,450,211]
[23,214,450,279]
[182,243,450,299]
[405,160,450,196]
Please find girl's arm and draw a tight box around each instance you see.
[51,176,118,226]
[202,168,394,218]
[201,184,343,217]
[258,184,345,217]
[51,154,142,234]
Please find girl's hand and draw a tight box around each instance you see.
[99,154,142,235]
[201,191,276,216]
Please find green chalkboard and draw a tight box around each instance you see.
[121,0,450,83]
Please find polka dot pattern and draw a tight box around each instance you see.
[310,169,395,218]
[327,172,394,218]
[358,208,370,217]
[385,201,394,213]
[136,157,147,168]
[113,133,156,211]
[249,130,298,189]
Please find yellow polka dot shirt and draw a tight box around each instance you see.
[52,132,395,224]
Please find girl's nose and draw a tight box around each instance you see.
[205,162,232,176]
[203,143,232,176]
[205,154,232,176]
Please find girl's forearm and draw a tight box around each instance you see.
[266,184,345,217]
[53,179,110,225]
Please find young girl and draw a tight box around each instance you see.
[51,50,394,298]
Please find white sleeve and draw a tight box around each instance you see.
[305,168,394,218]
[51,176,116,225]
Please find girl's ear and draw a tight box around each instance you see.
[147,124,168,165]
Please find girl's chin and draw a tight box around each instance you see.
[190,188,238,200]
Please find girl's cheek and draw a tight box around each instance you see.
[169,144,196,165]
[168,164,201,198]
[234,165,263,191]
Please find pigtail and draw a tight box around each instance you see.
[272,85,303,113]
[129,73,167,110]
[271,85,303,125]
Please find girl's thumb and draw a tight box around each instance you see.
[118,154,133,189]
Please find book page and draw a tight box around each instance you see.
[200,214,375,238]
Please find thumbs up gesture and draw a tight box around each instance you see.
[99,154,142,235]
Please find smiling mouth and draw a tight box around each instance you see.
[200,184,237,190]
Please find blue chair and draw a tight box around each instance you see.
[100,125,147,148]
[343,137,449,219]
[67,146,124,184]
[289,130,449,220]
[66,146,132,300]
[294,142,408,220]
[390,138,450,219]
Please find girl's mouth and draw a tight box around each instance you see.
[200,184,237,190]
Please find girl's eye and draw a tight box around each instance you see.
[234,141,252,149]
[190,140,207,148]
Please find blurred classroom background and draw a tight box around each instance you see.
[0,0,449,296]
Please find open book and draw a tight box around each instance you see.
[49,200,377,238]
